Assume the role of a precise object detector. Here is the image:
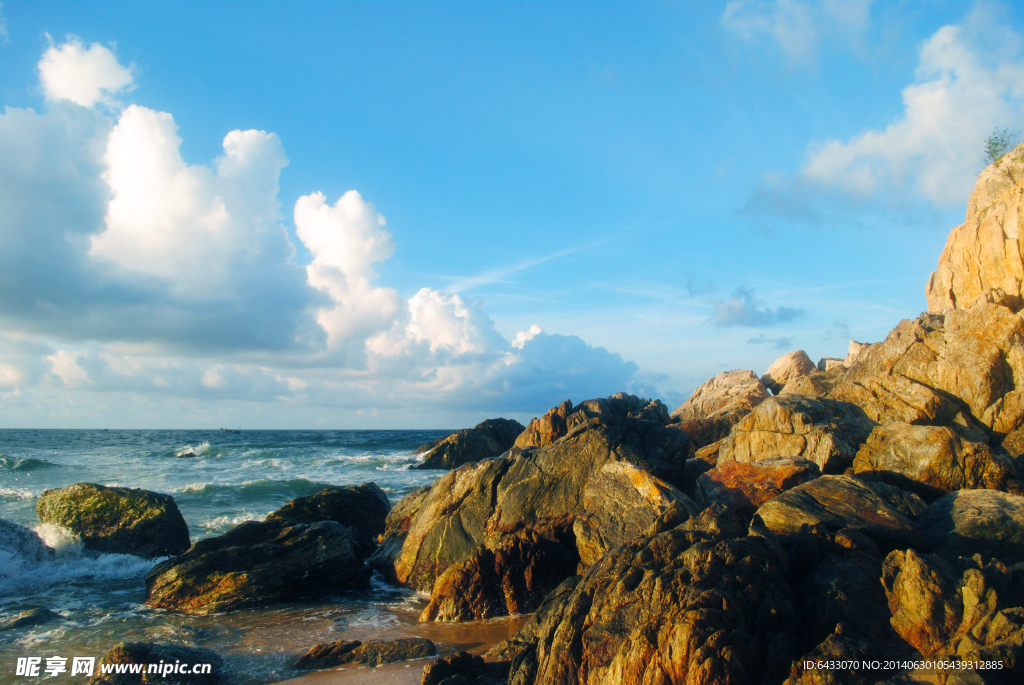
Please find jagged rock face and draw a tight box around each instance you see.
[919,489,1024,564]
[37,483,190,558]
[755,475,924,551]
[369,413,689,596]
[88,642,223,685]
[412,418,525,470]
[573,461,698,569]
[265,482,390,553]
[294,637,435,669]
[716,395,876,474]
[829,303,1024,434]
[853,422,1019,498]
[670,369,769,422]
[927,142,1024,314]
[144,518,369,614]
[696,457,821,516]
[506,504,799,685]
[514,393,669,449]
[762,350,817,394]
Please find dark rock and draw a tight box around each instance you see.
[672,414,743,460]
[37,483,190,558]
[0,517,50,564]
[145,518,369,614]
[266,482,390,552]
[484,576,581,664]
[861,481,929,520]
[413,419,525,470]
[295,637,435,669]
[755,475,925,551]
[919,489,1024,563]
[88,642,223,684]
[0,608,62,631]
[421,651,507,685]
[696,457,821,516]
[513,393,670,449]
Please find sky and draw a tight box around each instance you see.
[0,0,1022,428]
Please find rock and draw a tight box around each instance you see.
[573,461,698,569]
[0,607,62,631]
[484,576,581,664]
[881,549,964,656]
[295,637,435,669]
[505,503,800,685]
[37,483,190,558]
[421,651,508,685]
[418,528,578,621]
[672,415,742,461]
[413,419,525,470]
[862,481,928,520]
[762,350,817,394]
[0,517,50,567]
[716,395,876,474]
[853,422,1019,499]
[755,475,924,550]
[784,626,893,685]
[927,141,1024,314]
[670,369,769,422]
[919,489,1024,564]
[818,357,845,372]
[370,410,689,595]
[779,365,848,398]
[696,457,821,516]
[88,642,223,684]
[513,400,573,448]
[266,482,390,552]
[844,340,868,368]
[514,393,669,449]
[145,518,370,614]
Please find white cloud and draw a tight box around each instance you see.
[38,37,134,107]
[512,324,542,349]
[801,10,1024,205]
[723,0,873,62]
[48,350,89,387]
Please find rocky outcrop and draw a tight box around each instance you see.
[505,503,800,685]
[818,357,844,372]
[88,642,223,684]
[37,483,190,558]
[919,489,1024,564]
[853,422,1019,498]
[715,395,876,474]
[0,608,62,631]
[145,518,369,614]
[266,482,390,552]
[696,457,820,515]
[513,393,670,449]
[755,475,924,550]
[294,637,435,669]
[670,369,769,421]
[927,141,1024,314]
[421,651,509,685]
[573,461,698,569]
[413,418,525,470]
[513,400,573,448]
[762,350,817,394]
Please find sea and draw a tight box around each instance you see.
[0,429,489,684]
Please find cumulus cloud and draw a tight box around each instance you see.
[801,7,1024,205]
[38,37,134,107]
[712,287,804,327]
[512,324,542,350]
[722,0,873,62]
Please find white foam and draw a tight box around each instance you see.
[198,512,264,531]
[175,441,212,458]
[174,482,213,493]
[0,486,35,499]
[35,523,85,555]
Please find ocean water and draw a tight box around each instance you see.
[0,429,466,684]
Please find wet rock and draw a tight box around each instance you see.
[88,642,223,684]
[484,576,581,664]
[295,637,435,669]
[755,475,924,551]
[670,369,769,422]
[37,483,190,558]
[762,350,817,394]
[696,457,821,516]
[266,482,390,552]
[506,503,799,685]
[421,651,508,685]
[413,419,525,470]
[0,607,62,631]
[0,517,51,566]
[145,518,369,614]
[573,461,698,569]
[716,395,876,474]
[513,393,669,449]
[919,489,1024,564]
[853,423,1019,498]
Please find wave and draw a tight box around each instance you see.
[172,477,337,502]
[0,456,59,471]
[175,441,213,458]
[0,486,35,500]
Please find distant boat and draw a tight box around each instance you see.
[220,428,241,434]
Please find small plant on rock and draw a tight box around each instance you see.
[985,128,1016,164]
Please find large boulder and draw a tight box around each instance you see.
[670,369,769,422]
[927,141,1024,314]
[513,400,573,448]
[266,482,390,552]
[716,395,876,474]
[0,608,62,631]
[514,393,670,449]
[919,489,1024,564]
[88,642,223,685]
[505,504,800,685]
[413,418,525,470]
[754,475,924,550]
[696,457,821,516]
[145,518,369,614]
[761,350,817,394]
[573,461,698,569]
[294,637,435,669]
[37,483,190,558]
[853,422,1019,498]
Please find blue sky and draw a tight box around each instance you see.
[0,1,1020,428]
